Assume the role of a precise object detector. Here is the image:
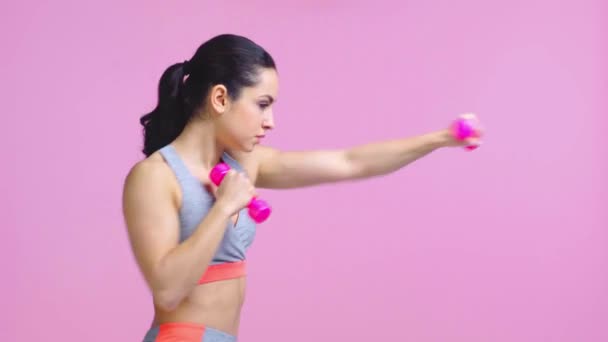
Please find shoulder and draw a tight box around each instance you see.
[125,153,171,185]
[122,152,179,206]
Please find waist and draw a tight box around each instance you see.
[144,322,237,342]
[154,276,247,335]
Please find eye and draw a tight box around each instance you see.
[258,102,270,110]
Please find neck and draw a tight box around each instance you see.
[171,118,225,170]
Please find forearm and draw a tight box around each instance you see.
[152,203,231,310]
[346,129,451,178]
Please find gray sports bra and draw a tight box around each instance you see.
[158,144,256,265]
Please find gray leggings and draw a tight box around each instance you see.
[142,323,237,342]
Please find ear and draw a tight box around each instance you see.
[209,84,229,114]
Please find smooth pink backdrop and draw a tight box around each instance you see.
[3,1,606,341]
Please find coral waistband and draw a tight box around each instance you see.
[198,260,246,284]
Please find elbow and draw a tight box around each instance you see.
[347,159,368,180]
[153,288,184,312]
[342,152,365,180]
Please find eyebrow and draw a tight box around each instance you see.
[259,95,275,103]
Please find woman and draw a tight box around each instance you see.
[123,33,481,342]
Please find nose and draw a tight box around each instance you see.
[262,111,275,130]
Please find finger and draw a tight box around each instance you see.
[473,124,484,138]
[225,169,238,179]
[464,138,482,148]
[204,182,219,198]
[460,112,477,120]
[238,172,252,186]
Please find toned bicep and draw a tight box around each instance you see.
[122,161,180,290]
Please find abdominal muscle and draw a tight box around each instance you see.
[152,277,247,336]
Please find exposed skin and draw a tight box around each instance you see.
[122,68,482,336]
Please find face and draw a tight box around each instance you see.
[212,68,279,152]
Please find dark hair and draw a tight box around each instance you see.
[139,34,276,157]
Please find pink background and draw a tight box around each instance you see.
[3,0,606,341]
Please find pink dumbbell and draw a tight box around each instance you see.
[209,163,272,223]
[450,113,482,150]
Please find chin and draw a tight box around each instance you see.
[225,138,253,153]
[236,141,256,153]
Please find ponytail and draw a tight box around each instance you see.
[139,62,190,157]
